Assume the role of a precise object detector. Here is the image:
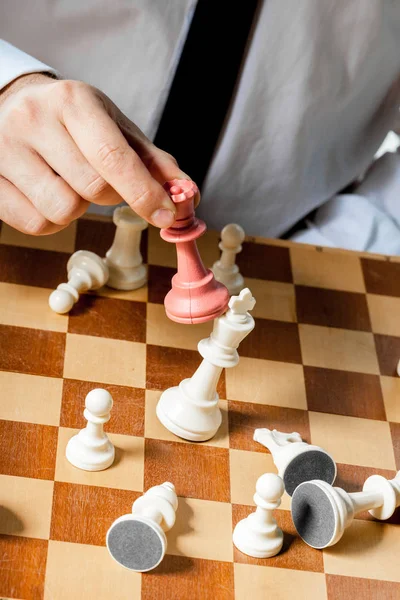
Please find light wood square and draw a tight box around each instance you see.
[167,496,233,562]
[226,357,307,409]
[0,475,54,539]
[290,247,365,292]
[148,225,220,268]
[380,376,400,423]
[0,283,67,332]
[145,390,229,448]
[309,411,396,470]
[44,540,141,600]
[63,333,146,387]
[324,521,400,582]
[0,372,63,426]
[244,278,297,322]
[229,449,291,510]
[55,427,144,491]
[0,221,77,253]
[146,302,212,350]
[299,324,379,375]
[367,294,400,336]
[234,564,327,600]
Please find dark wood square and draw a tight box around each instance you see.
[304,366,386,420]
[390,422,400,471]
[239,318,302,363]
[147,264,176,304]
[0,324,65,377]
[75,218,148,262]
[144,439,230,502]
[146,344,226,397]
[0,244,69,288]
[61,379,145,436]
[232,506,324,572]
[326,574,400,600]
[228,401,310,452]
[361,258,400,297]
[296,285,371,331]
[50,482,138,545]
[237,242,293,282]
[0,535,48,600]
[68,295,146,342]
[374,334,400,376]
[335,463,399,524]
[142,555,234,600]
[0,420,58,479]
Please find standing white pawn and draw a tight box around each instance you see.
[66,388,115,471]
[106,482,178,572]
[105,206,148,290]
[49,250,109,314]
[233,473,284,558]
[212,223,245,295]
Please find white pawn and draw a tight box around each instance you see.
[106,482,178,572]
[233,473,284,558]
[292,471,400,549]
[212,223,245,295]
[105,206,148,290]
[49,250,109,314]
[66,388,115,471]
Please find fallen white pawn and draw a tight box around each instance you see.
[49,250,109,314]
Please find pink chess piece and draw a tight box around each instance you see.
[161,179,230,324]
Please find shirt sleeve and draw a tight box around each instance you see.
[0,39,59,90]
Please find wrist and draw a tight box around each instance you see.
[0,72,57,105]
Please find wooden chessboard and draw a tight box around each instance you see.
[0,215,399,600]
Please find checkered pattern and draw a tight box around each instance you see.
[0,216,399,600]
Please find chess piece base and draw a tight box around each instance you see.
[233,517,284,558]
[105,261,147,291]
[66,431,115,471]
[156,384,222,442]
[164,270,229,324]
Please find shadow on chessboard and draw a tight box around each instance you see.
[0,505,24,535]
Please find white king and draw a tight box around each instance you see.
[156,288,256,442]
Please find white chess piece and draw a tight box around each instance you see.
[212,223,245,295]
[156,288,256,441]
[397,359,400,377]
[105,206,148,290]
[106,482,178,572]
[292,471,400,549]
[254,428,336,496]
[66,388,115,471]
[49,250,109,314]
[233,473,284,558]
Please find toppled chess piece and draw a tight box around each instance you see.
[157,288,256,441]
[233,473,284,558]
[254,428,336,496]
[66,388,115,471]
[292,470,400,549]
[105,206,148,290]
[106,482,178,572]
[160,179,230,324]
[49,250,109,314]
[212,223,245,295]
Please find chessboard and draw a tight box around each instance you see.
[0,214,399,600]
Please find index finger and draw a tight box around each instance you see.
[60,86,176,227]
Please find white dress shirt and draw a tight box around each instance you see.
[1,0,400,252]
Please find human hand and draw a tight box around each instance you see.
[0,73,194,235]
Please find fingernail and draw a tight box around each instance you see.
[151,208,175,228]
